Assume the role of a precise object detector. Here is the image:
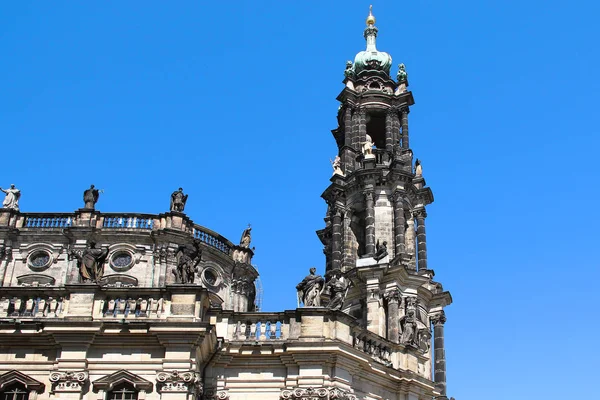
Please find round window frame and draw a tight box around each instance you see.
[27,250,52,271]
[109,250,135,272]
[201,267,221,288]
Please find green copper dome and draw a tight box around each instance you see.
[352,9,392,77]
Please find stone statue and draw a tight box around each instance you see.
[330,155,343,176]
[395,64,409,95]
[344,61,354,78]
[83,185,100,209]
[400,309,418,345]
[70,242,109,283]
[173,241,203,284]
[397,63,408,82]
[0,184,20,211]
[170,188,188,212]
[417,328,432,353]
[415,159,422,177]
[363,134,374,156]
[373,240,388,262]
[296,267,325,307]
[239,225,252,248]
[325,270,349,311]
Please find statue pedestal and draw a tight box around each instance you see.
[65,284,98,320]
[363,155,376,169]
[0,208,17,227]
[166,284,204,320]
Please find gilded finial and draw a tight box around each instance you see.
[366,5,376,26]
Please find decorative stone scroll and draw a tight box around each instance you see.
[49,370,88,392]
[203,389,228,400]
[281,387,357,400]
[156,370,202,394]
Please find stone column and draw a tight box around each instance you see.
[343,106,355,175]
[415,209,428,271]
[385,108,395,153]
[401,106,410,149]
[405,217,416,269]
[358,107,367,151]
[364,190,375,257]
[331,207,343,271]
[431,311,447,397]
[391,193,405,257]
[384,289,400,343]
[344,106,353,147]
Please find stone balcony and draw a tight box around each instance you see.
[0,284,211,322]
[210,308,433,381]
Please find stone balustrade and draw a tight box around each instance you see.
[352,329,394,367]
[214,309,430,377]
[0,286,208,321]
[23,213,73,228]
[100,296,166,318]
[0,210,235,256]
[0,295,65,318]
[102,214,155,229]
[193,225,231,255]
[230,313,289,341]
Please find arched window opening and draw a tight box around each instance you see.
[366,112,387,149]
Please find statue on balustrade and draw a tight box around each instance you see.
[363,134,374,156]
[174,240,203,284]
[296,267,325,307]
[0,184,20,211]
[415,159,422,177]
[330,155,344,176]
[397,63,408,82]
[399,308,418,346]
[69,241,109,283]
[83,184,101,209]
[170,188,188,212]
[373,240,388,262]
[239,225,252,248]
[325,270,349,311]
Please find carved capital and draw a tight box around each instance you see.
[384,289,400,304]
[49,371,88,392]
[363,190,374,202]
[388,191,405,204]
[414,208,427,219]
[400,106,410,115]
[156,370,202,394]
[430,311,447,326]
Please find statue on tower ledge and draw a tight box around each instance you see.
[296,267,325,307]
[363,134,374,158]
[170,187,188,212]
[330,155,344,176]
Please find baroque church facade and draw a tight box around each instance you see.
[0,9,453,400]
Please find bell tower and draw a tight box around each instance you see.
[317,7,453,399]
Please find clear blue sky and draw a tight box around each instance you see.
[0,1,597,399]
